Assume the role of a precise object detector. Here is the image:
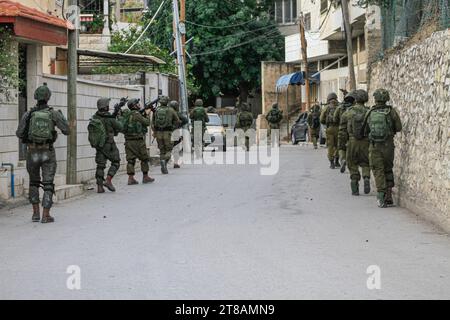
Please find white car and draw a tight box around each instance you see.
[205,113,227,152]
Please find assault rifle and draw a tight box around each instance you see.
[113,97,128,117]
[140,97,160,115]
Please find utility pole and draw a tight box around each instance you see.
[299,12,310,111]
[341,0,356,90]
[67,0,78,184]
[180,0,186,69]
[172,0,189,118]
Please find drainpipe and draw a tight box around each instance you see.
[1,163,15,198]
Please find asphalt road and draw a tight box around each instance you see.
[1,145,449,299]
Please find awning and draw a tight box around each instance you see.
[275,71,321,91]
[0,0,73,45]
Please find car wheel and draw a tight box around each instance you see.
[291,133,299,145]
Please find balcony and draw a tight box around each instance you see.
[285,33,346,63]
[320,0,366,40]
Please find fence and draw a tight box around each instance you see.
[381,0,450,50]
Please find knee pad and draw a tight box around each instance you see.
[42,182,55,194]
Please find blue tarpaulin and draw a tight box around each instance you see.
[275,72,320,92]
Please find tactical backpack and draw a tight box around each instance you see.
[120,110,144,135]
[28,109,54,144]
[155,107,171,130]
[192,107,205,121]
[326,105,337,125]
[267,109,281,124]
[239,112,253,127]
[88,117,107,148]
[368,108,392,143]
[311,112,321,129]
[350,107,366,140]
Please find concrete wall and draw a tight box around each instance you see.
[369,30,450,232]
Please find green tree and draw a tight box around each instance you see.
[147,0,284,102]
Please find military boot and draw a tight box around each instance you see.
[174,163,181,169]
[142,174,155,184]
[32,204,40,222]
[364,177,371,194]
[330,160,335,169]
[41,208,54,223]
[160,160,169,174]
[128,175,139,185]
[335,157,340,168]
[104,175,116,192]
[385,188,394,206]
[351,180,360,196]
[377,192,387,208]
[97,184,105,193]
[340,160,347,173]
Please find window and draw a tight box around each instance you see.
[304,13,311,31]
[274,0,298,24]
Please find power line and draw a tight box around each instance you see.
[185,18,258,29]
[124,0,168,54]
[191,29,281,57]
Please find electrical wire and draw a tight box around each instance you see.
[191,29,281,57]
[185,18,258,29]
[124,0,168,54]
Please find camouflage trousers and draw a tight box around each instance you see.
[337,131,349,161]
[326,125,339,161]
[347,138,370,181]
[370,140,395,193]
[309,127,320,147]
[26,145,57,209]
[125,138,150,175]
[155,131,173,161]
[95,142,120,185]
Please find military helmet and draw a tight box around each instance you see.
[34,83,51,102]
[97,98,111,110]
[194,98,204,107]
[159,96,169,106]
[127,98,140,109]
[240,102,250,111]
[354,89,369,103]
[373,88,390,103]
[344,90,357,103]
[168,100,180,111]
[272,102,279,109]
[207,106,216,113]
[327,92,338,102]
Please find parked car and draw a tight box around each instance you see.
[205,113,227,152]
[291,112,309,145]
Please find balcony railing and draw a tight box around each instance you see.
[79,0,103,15]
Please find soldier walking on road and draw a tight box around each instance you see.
[320,93,340,169]
[340,90,371,196]
[265,102,283,145]
[16,83,69,223]
[121,98,154,185]
[307,104,322,149]
[169,100,188,169]
[335,91,356,173]
[235,102,254,151]
[190,99,209,157]
[89,98,124,193]
[153,96,181,174]
[364,89,402,208]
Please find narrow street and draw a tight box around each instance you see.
[0,145,449,300]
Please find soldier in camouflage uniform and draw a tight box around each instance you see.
[307,104,322,149]
[169,100,188,169]
[122,98,154,185]
[16,83,69,223]
[190,99,209,157]
[340,89,371,196]
[265,102,283,144]
[320,93,340,169]
[335,91,356,173]
[152,96,181,174]
[92,98,123,193]
[364,89,402,208]
[235,102,254,151]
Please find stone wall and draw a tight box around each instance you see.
[368,30,450,232]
